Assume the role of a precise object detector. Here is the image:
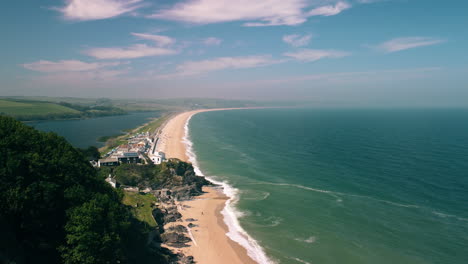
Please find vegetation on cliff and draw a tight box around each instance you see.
[0,116,172,263]
[108,160,209,192]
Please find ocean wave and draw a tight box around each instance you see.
[247,216,283,228]
[183,114,274,264]
[249,181,421,209]
[294,236,317,244]
[290,257,312,264]
[242,189,271,201]
[432,211,468,222]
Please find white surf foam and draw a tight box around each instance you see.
[183,114,274,264]
[294,236,317,244]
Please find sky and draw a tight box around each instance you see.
[1,0,467,106]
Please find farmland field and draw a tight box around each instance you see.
[0,99,80,116]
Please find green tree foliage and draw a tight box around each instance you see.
[0,116,167,263]
[112,159,208,190]
[60,193,130,264]
[78,146,101,161]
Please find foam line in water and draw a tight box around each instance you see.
[253,181,468,224]
[183,114,274,264]
[250,181,422,209]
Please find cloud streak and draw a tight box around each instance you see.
[308,1,351,16]
[151,0,352,27]
[283,34,312,47]
[22,60,122,72]
[131,33,176,47]
[284,49,350,61]
[57,0,144,21]
[376,37,446,53]
[203,37,223,46]
[84,44,178,59]
[152,55,282,79]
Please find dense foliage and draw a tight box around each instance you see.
[77,146,101,161]
[0,116,168,263]
[113,159,208,190]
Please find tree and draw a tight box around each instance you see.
[60,193,130,264]
[0,116,128,263]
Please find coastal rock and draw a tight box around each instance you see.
[164,208,182,223]
[187,223,198,228]
[168,225,188,233]
[161,232,191,248]
[177,255,195,264]
[185,218,197,222]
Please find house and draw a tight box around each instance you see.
[117,152,140,164]
[149,151,165,164]
[98,157,119,167]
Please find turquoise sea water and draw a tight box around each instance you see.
[187,108,468,264]
[28,112,159,148]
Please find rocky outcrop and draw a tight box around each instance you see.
[161,232,191,248]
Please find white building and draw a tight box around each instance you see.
[149,151,166,164]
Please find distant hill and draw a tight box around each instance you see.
[0,99,126,121]
[0,96,305,121]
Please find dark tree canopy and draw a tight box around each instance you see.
[0,116,164,264]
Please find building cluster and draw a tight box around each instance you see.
[98,132,166,167]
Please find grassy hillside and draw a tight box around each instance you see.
[0,99,80,116]
[0,98,128,121]
[122,192,158,228]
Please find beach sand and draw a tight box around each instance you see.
[156,109,258,264]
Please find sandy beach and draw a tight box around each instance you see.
[156,108,259,264]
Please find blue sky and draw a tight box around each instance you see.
[1,0,467,106]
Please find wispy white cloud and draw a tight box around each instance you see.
[203,37,223,46]
[284,49,350,61]
[375,37,446,53]
[150,0,352,27]
[154,55,282,78]
[131,33,176,47]
[22,60,122,72]
[308,1,351,16]
[84,44,178,59]
[57,0,144,21]
[283,34,312,47]
[355,0,385,4]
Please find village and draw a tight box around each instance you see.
[92,127,168,192]
[97,131,166,167]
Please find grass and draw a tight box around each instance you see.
[122,191,158,227]
[0,99,80,116]
[136,113,171,134]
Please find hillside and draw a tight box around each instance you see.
[0,99,80,116]
[0,99,126,121]
[0,116,175,263]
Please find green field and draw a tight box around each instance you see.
[122,191,158,227]
[0,99,80,116]
[136,113,171,134]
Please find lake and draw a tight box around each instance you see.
[28,112,160,148]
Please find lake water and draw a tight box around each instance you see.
[28,112,160,148]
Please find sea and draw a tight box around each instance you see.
[28,112,159,148]
[185,108,468,264]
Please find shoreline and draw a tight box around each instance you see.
[157,108,272,264]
